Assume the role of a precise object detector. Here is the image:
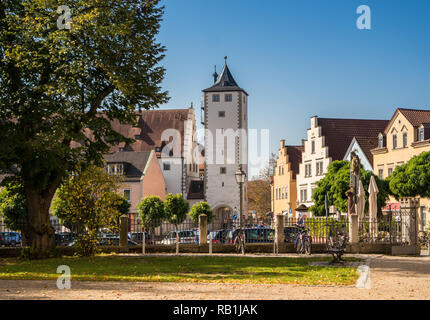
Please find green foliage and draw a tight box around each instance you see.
[0,0,168,252]
[0,178,28,234]
[305,217,347,238]
[164,193,189,227]
[388,151,430,199]
[138,196,165,231]
[51,165,124,256]
[189,202,213,224]
[310,160,389,216]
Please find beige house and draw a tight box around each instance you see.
[296,116,388,212]
[371,108,430,230]
[271,140,303,217]
[104,151,166,224]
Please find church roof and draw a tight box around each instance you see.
[203,63,248,95]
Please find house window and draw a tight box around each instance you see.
[212,94,220,102]
[378,135,384,148]
[107,163,124,176]
[281,166,284,175]
[378,169,383,179]
[300,189,308,202]
[218,111,225,117]
[403,132,408,148]
[123,189,131,203]
[388,168,393,176]
[392,134,397,149]
[419,128,425,141]
[163,162,171,171]
[220,167,227,174]
[316,161,323,176]
[311,140,315,154]
[225,94,232,102]
[305,164,312,177]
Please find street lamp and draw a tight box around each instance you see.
[235,165,246,227]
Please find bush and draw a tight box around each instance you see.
[189,202,213,224]
[164,193,189,228]
[138,196,165,231]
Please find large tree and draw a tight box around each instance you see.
[388,151,430,199]
[311,160,389,216]
[0,0,168,253]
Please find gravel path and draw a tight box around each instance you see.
[1,254,429,300]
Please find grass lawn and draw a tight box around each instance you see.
[0,255,360,286]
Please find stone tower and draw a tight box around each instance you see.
[202,58,248,224]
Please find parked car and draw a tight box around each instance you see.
[227,228,275,244]
[161,230,198,245]
[0,232,22,247]
[284,226,301,243]
[208,229,231,244]
[55,232,76,246]
[128,232,150,244]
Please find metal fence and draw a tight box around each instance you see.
[0,208,421,248]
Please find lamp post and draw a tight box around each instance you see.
[235,165,246,227]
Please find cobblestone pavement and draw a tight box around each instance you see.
[1,254,429,300]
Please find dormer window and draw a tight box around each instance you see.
[107,163,124,176]
[419,128,425,141]
[378,135,384,148]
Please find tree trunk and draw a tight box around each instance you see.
[24,186,56,255]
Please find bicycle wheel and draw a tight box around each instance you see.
[296,239,303,254]
[304,239,312,255]
[234,237,242,254]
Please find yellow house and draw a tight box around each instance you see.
[371,108,430,231]
[271,140,303,217]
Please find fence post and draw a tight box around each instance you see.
[209,233,213,254]
[142,232,146,255]
[199,214,208,245]
[120,215,129,253]
[274,214,284,254]
[176,232,179,255]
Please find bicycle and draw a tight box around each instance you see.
[295,226,312,255]
[233,228,246,255]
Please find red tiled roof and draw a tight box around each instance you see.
[285,145,304,179]
[317,118,389,164]
[73,109,190,154]
[397,108,430,127]
[110,109,189,153]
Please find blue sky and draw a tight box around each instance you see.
[156,0,430,176]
